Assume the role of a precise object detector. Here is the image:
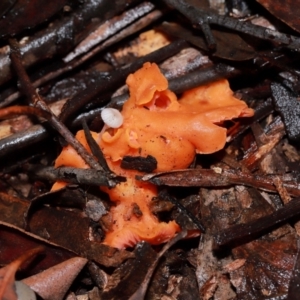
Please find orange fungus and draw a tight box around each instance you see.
[53,62,254,249]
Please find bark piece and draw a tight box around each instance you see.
[271,82,300,142]
[0,0,68,38]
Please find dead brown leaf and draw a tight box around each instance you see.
[0,246,43,300]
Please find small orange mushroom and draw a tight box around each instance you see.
[53,62,254,249]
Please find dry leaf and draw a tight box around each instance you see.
[23,257,88,300]
[0,247,43,300]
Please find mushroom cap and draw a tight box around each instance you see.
[101,108,123,128]
[53,62,254,249]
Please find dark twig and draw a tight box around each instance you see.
[0,9,163,108]
[26,165,118,187]
[198,21,216,51]
[138,168,300,197]
[162,0,300,50]
[64,2,156,62]
[81,119,110,173]
[9,38,103,171]
[168,63,240,93]
[214,197,300,247]
[0,0,140,87]
[159,190,206,232]
[0,105,50,119]
[0,124,49,158]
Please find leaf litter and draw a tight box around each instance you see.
[1,0,300,299]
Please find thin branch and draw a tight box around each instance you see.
[0,8,163,108]
[163,0,300,50]
[214,196,300,247]
[138,168,300,197]
[81,119,111,173]
[26,165,120,187]
[0,105,50,119]
[8,38,104,171]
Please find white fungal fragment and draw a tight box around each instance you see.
[101,108,123,128]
